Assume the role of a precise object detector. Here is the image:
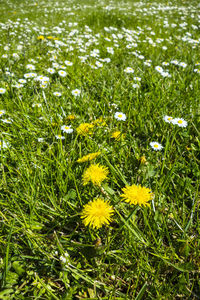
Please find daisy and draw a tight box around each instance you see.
[114,112,126,121]
[163,115,173,123]
[121,184,153,207]
[0,110,6,116]
[150,142,163,151]
[55,135,65,140]
[64,60,73,66]
[1,119,13,124]
[53,92,62,97]
[47,68,55,74]
[172,118,188,127]
[0,140,9,150]
[72,89,81,97]
[124,67,134,73]
[58,70,67,77]
[0,88,6,94]
[81,198,114,229]
[61,125,73,133]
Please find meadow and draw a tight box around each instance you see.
[0,0,199,298]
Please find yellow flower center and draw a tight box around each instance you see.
[154,144,159,148]
[178,120,183,124]
[118,114,122,118]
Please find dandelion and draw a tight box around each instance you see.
[67,114,76,120]
[114,112,126,121]
[72,89,81,97]
[172,118,188,127]
[150,142,163,151]
[77,123,94,136]
[82,164,109,186]
[61,125,73,133]
[121,184,153,207]
[111,131,124,141]
[77,152,101,163]
[163,115,173,123]
[0,88,6,94]
[81,198,114,229]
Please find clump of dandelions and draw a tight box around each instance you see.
[121,184,154,207]
[81,198,114,229]
[82,164,109,186]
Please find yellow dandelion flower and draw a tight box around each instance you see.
[82,164,109,186]
[92,117,106,126]
[67,114,76,120]
[77,152,101,163]
[77,123,94,136]
[139,156,147,164]
[111,130,125,141]
[37,35,45,40]
[121,184,154,207]
[81,198,114,229]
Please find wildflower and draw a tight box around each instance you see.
[111,131,124,141]
[0,140,9,150]
[114,112,126,121]
[47,68,55,74]
[172,118,188,127]
[140,156,147,164]
[53,92,62,97]
[64,60,73,66]
[77,123,94,136]
[82,164,109,186]
[0,88,6,94]
[132,84,140,89]
[58,70,67,77]
[26,64,35,71]
[0,110,6,116]
[124,67,134,73]
[1,119,12,124]
[121,184,153,207]
[81,198,114,229]
[163,115,173,123]
[150,142,163,151]
[67,114,76,120]
[77,152,101,163]
[72,89,81,97]
[37,35,45,40]
[61,125,73,133]
[55,135,65,140]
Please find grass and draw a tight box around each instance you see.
[0,0,199,298]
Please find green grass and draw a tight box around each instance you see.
[0,0,199,298]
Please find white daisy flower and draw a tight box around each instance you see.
[58,70,67,77]
[55,135,65,140]
[124,67,134,73]
[1,119,13,124]
[172,118,188,127]
[0,110,5,116]
[72,89,81,97]
[47,68,55,74]
[61,125,73,134]
[53,92,62,97]
[0,88,6,94]
[164,116,173,123]
[0,140,9,149]
[114,112,126,121]
[150,142,163,151]
[64,60,73,66]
